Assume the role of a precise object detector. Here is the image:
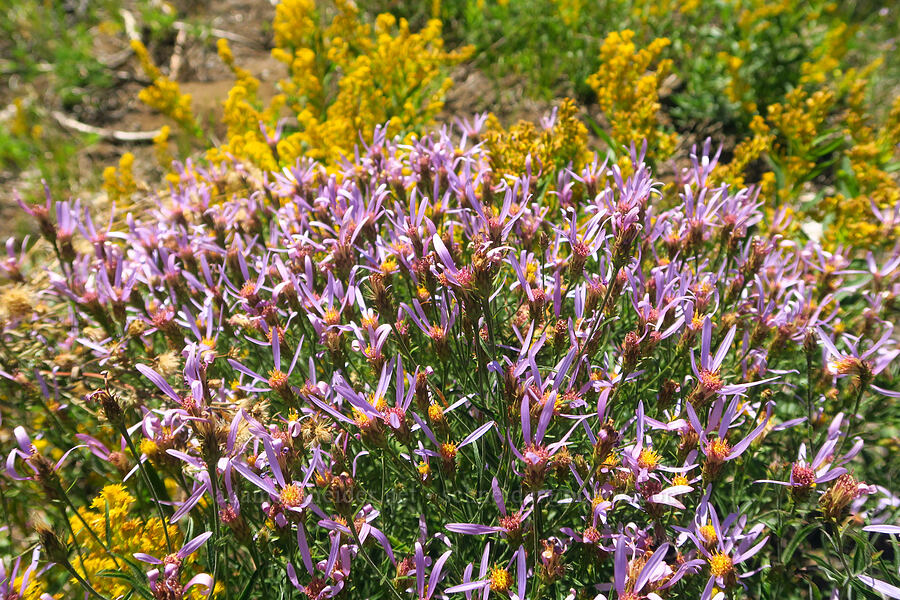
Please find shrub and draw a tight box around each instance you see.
[2,113,899,599]
[132,0,472,169]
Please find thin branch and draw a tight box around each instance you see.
[50,110,161,142]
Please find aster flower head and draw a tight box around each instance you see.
[445,542,527,599]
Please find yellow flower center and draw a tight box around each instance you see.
[280,484,304,508]
[708,551,734,578]
[706,437,732,462]
[440,442,458,462]
[699,523,718,545]
[427,403,445,423]
[489,566,511,592]
[323,308,341,325]
[638,448,662,470]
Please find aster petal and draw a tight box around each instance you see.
[427,550,452,599]
[863,525,900,535]
[460,421,495,448]
[857,575,900,599]
[136,364,181,403]
[178,531,213,559]
[446,523,503,535]
[636,543,670,593]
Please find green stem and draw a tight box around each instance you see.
[58,487,122,569]
[63,559,113,600]
[348,523,403,600]
[121,429,173,553]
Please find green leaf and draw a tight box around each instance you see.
[238,564,264,600]
[784,522,819,564]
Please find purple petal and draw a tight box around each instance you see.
[872,384,900,398]
[263,436,286,488]
[367,526,396,566]
[325,531,341,579]
[133,553,162,565]
[232,460,277,496]
[712,326,736,371]
[183,573,214,595]
[427,550,452,599]
[136,364,181,403]
[700,317,712,370]
[727,402,773,460]
[614,535,627,594]
[520,394,532,443]
[491,477,507,515]
[736,535,768,562]
[431,234,458,274]
[172,481,209,522]
[857,575,900,599]
[635,542,670,593]
[14,427,32,453]
[445,580,488,594]
[415,542,426,598]
[272,331,281,371]
[286,563,301,590]
[535,394,555,444]
[459,422,495,448]
[178,531,213,559]
[863,525,900,535]
[446,523,503,535]
[516,545,526,598]
[226,359,268,384]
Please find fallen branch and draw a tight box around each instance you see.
[172,21,264,49]
[0,103,17,122]
[119,8,140,41]
[50,110,161,142]
[169,27,188,81]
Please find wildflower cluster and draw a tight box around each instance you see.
[586,31,677,161]
[3,110,899,599]
[139,0,471,170]
[482,99,589,177]
[130,39,203,138]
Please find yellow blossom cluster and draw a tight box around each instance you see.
[11,98,43,141]
[719,52,758,115]
[153,125,174,169]
[586,31,677,160]
[712,115,773,189]
[814,84,900,247]
[799,22,853,85]
[627,0,700,23]
[208,0,472,168]
[483,98,589,179]
[205,38,287,171]
[131,40,202,137]
[551,0,585,26]
[102,152,137,204]
[711,58,899,248]
[37,485,186,599]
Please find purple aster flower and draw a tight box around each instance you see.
[411,541,452,600]
[446,477,531,539]
[445,542,527,599]
[609,536,672,599]
[5,426,83,482]
[1,548,40,600]
[755,412,860,497]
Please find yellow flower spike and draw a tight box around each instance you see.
[153,125,174,170]
[132,40,202,137]
[586,31,677,160]
[103,153,138,204]
[31,485,188,598]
